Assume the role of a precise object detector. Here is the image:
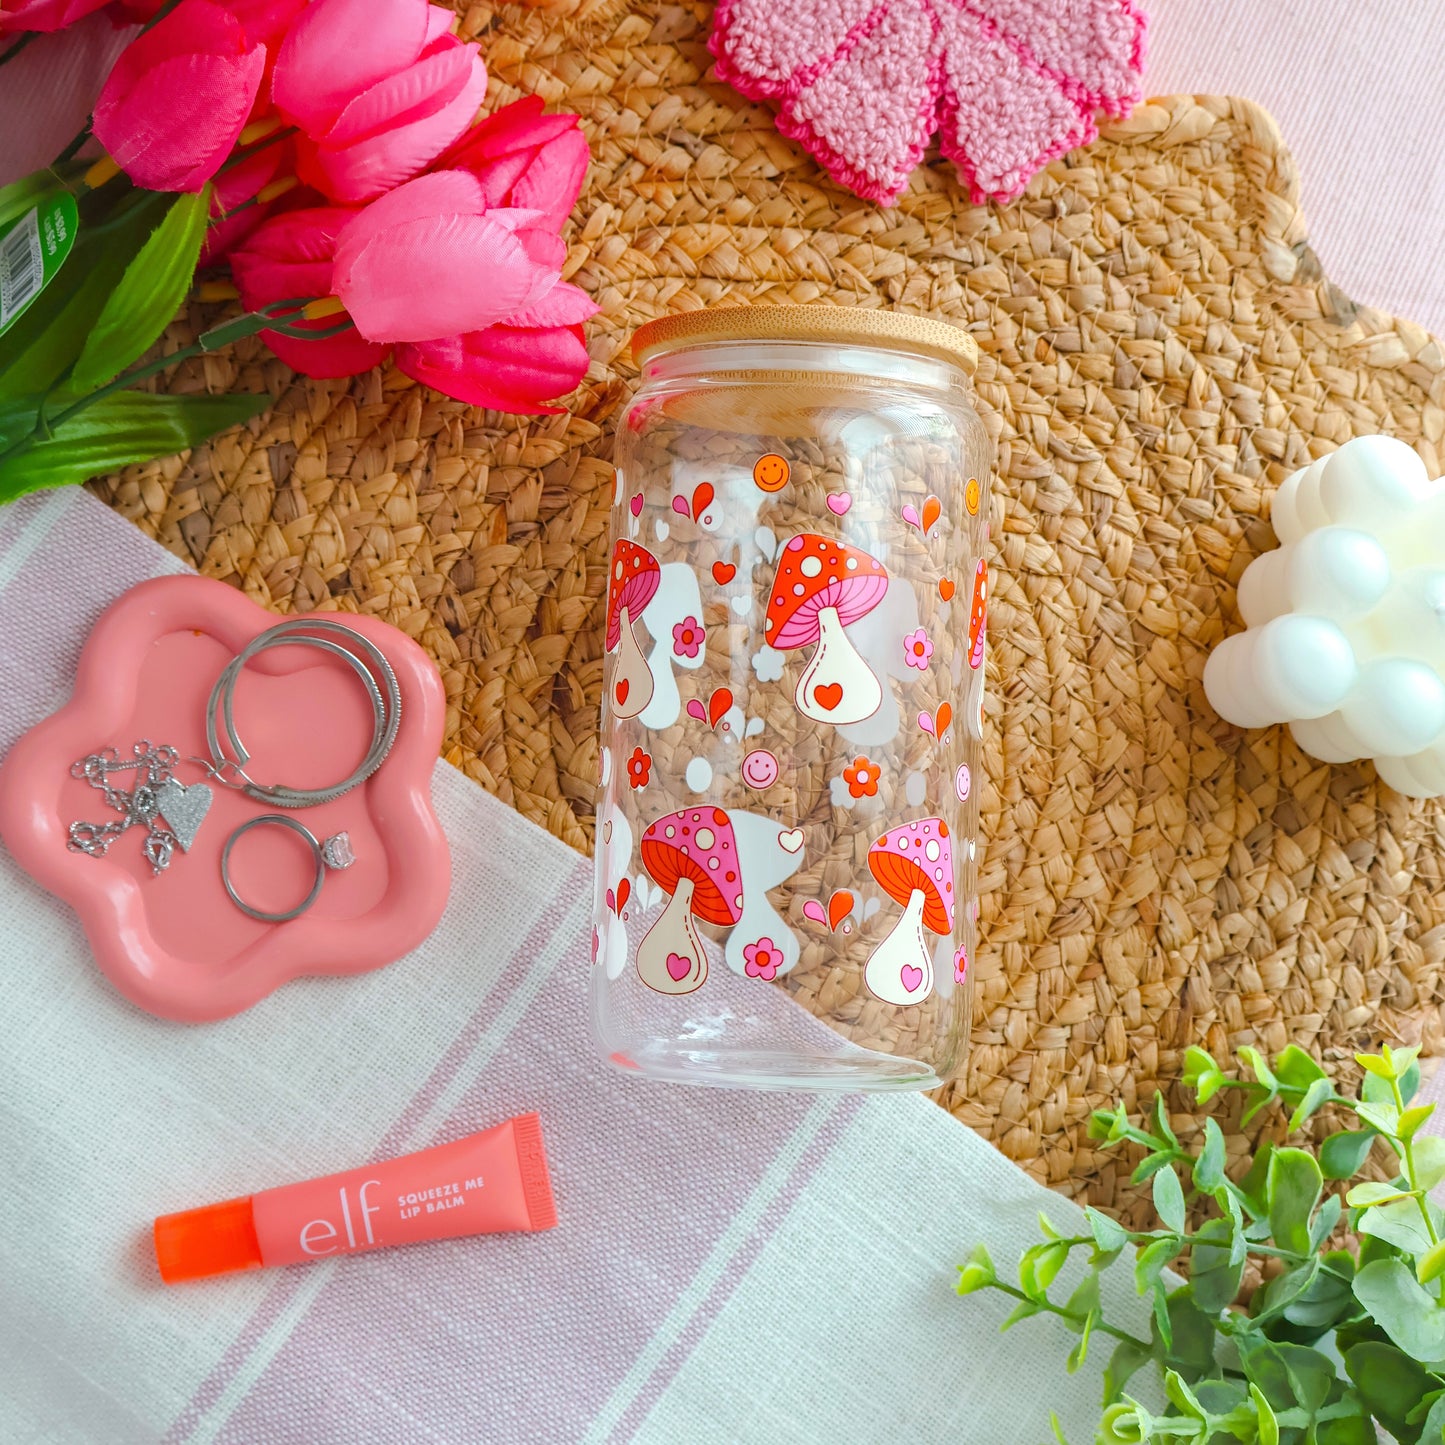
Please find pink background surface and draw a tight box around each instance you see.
[2,1,1443,335]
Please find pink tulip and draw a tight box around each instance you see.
[271,0,485,202]
[433,96,590,231]
[92,0,266,191]
[0,0,109,32]
[228,200,597,411]
[229,208,390,377]
[330,171,563,342]
[395,282,597,414]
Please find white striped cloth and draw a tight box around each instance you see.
[0,489,1133,1443]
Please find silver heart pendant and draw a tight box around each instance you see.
[156,777,213,853]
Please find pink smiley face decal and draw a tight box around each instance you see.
[741,749,779,790]
[955,764,971,802]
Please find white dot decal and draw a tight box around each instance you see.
[614,561,623,580]
[793,583,805,596]
[685,758,713,793]
[664,825,676,838]
[800,555,822,578]
[694,826,716,850]
[925,839,940,862]
[846,557,858,570]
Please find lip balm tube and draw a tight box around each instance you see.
[154,1113,556,1284]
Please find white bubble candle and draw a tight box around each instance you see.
[1204,436,1445,797]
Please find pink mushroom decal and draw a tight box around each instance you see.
[636,807,743,995]
[864,818,955,1006]
[606,540,662,721]
[765,533,890,726]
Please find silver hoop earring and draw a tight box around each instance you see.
[199,619,402,809]
[221,815,356,923]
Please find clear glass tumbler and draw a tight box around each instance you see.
[591,306,991,1089]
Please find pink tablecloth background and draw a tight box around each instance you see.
[3,0,1443,336]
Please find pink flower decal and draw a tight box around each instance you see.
[743,936,782,981]
[672,616,705,660]
[902,627,933,671]
[953,944,969,984]
[710,0,1146,206]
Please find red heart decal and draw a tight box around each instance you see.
[615,678,629,706]
[813,682,843,712]
[692,482,714,522]
[614,878,631,916]
[708,687,733,728]
[666,953,691,982]
[921,496,942,533]
[938,578,956,602]
[827,890,854,932]
[712,561,737,585]
[934,702,952,738]
[605,888,616,914]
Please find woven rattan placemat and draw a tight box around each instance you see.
[90,1,1445,1211]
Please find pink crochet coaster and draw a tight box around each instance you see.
[711,0,1147,206]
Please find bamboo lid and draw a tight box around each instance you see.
[632,305,979,375]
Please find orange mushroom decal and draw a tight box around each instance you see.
[967,558,986,670]
[605,540,662,720]
[864,818,954,1006]
[636,807,743,994]
[764,533,889,726]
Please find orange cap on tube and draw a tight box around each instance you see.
[154,1196,263,1283]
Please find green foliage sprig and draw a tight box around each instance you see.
[958,1043,1445,1443]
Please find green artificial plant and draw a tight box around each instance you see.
[958,1042,1445,1443]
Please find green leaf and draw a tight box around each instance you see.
[1289,1076,1334,1131]
[1321,1130,1376,1180]
[956,1242,996,1295]
[1363,1058,1422,1107]
[1102,1337,1154,1407]
[1130,1150,1177,1185]
[1020,1241,1068,1298]
[1062,1269,1100,1334]
[1417,1137,1445,1192]
[1150,1280,1171,1351]
[0,391,268,501]
[1192,1118,1226,1194]
[1420,1239,1445,1285]
[1275,1044,1328,1089]
[1353,1258,1445,1360]
[1153,1165,1186,1235]
[1309,1193,1343,1251]
[1085,1206,1129,1260]
[1357,1051,1396,1078]
[1359,1197,1438,1256]
[1189,1216,1244,1314]
[1356,1099,1401,1136]
[1194,1070,1225,1105]
[1344,1339,1436,1440]
[0,188,171,403]
[1267,1147,1323,1255]
[1000,1297,1042,1331]
[1250,1384,1280,1445]
[1163,1369,1207,1422]
[1048,1410,1071,1445]
[1347,1179,1412,1208]
[1236,1140,1274,1218]
[1239,1336,1336,1414]
[1161,1287,1218,1380]
[1134,1235,1179,1297]
[1400,1103,1436,1139]
[1065,1309,1094,1373]
[1415,1393,1445,1445]
[69,190,209,394]
[1241,1045,1278,1090]
[1182,1045,1219,1087]
[0,170,60,235]
[1151,1092,1180,1148]
[1283,1262,1355,1332]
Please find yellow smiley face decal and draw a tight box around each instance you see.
[752,453,790,493]
[964,477,981,515]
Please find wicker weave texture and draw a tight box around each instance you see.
[90,1,1445,1209]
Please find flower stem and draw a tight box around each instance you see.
[1392,1075,1439,1246]
[988,1281,1154,1353]
[54,121,92,168]
[0,31,37,69]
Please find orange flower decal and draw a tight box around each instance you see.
[842,756,880,799]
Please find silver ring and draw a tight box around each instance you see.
[201,620,402,809]
[220,815,355,923]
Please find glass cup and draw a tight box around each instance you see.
[591,306,992,1090]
